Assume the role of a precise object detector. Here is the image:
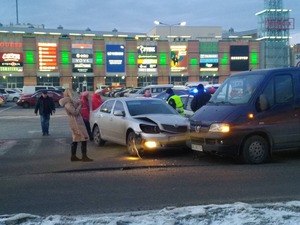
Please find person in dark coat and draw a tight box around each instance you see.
[34,90,55,136]
[191,84,211,112]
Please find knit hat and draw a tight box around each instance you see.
[166,88,174,94]
[197,84,204,90]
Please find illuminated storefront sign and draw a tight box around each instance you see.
[106,44,125,73]
[72,42,93,73]
[170,45,187,73]
[199,54,218,72]
[0,52,23,72]
[0,42,22,48]
[230,46,249,71]
[72,53,93,72]
[137,45,157,73]
[38,43,58,72]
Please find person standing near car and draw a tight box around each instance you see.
[165,88,184,116]
[191,84,211,112]
[80,91,93,141]
[34,90,55,136]
[59,88,93,162]
[91,91,103,111]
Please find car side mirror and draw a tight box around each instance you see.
[258,94,269,112]
[114,110,125,117]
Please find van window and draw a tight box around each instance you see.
[212,74,264,104]
[261,74,293,108]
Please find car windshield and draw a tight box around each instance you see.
[211,73,264,105]
[126,99,177,116]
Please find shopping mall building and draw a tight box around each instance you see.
[0,1,299,91]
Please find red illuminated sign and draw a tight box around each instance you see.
[38,43,58,72]
[265,18,295,30]
[0,42,22,48]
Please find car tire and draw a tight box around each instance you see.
[241,135,270,164]
[23,102,30,108]
[127,131,143,156]
[93,125,106,146]
[13,97,19,102]
[54,102,60,108]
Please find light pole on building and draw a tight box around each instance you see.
[154,20,186,40]
[154,20,186,84]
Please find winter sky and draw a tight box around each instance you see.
[0,0,299,44]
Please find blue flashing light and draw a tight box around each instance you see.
[190,88,198,94]
[189,88,207,95]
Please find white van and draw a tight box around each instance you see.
[22,85,59,95]
[128,84,173,97]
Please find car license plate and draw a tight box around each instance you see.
[191,144,203,152]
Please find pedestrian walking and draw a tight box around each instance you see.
[34,90,55,136]
[59,88,93,162]
[80,91,93,141]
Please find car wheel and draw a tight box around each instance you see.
[23,102,30,108]
[54,102,60,108]
[13,97,19,102]
[93,125,106,146]
[241,135,269,164]
[127,131,143,156]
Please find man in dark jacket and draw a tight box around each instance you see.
[191,84,211,112]
[34,90,55,136]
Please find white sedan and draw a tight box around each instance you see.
[5,89,21,102]
[90,98,189,156]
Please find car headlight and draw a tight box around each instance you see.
[140,124,160,133]
[209,123,230,133]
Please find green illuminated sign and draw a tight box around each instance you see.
[220,53,229,65]
[95,51,103,65]
[127,52,135,65]
[159,53,167,65]
[250,52,258,64]
[25,51,35,64]
[190,58,197,65]
[61,51,69,64]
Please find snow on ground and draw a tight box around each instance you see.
[1,201,300,225]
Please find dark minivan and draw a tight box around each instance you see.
[188,67,300,164]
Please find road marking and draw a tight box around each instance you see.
[0,105,17,113]
[0,140,17,156]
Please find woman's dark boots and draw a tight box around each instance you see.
[81,141,93,162]
[71,142,81,162]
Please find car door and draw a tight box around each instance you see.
[98,100,115,140]
[109,100,128,145]
[257,73,300,149]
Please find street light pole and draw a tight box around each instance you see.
[154,20,186,40]
[154,20,186,84]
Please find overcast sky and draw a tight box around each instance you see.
[0,0,299,44]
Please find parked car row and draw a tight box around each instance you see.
[0,88,22,106]
[16,90,63,108]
